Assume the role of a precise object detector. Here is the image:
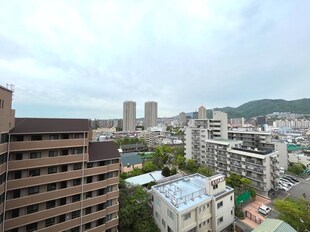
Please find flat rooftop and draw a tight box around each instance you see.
[152,173,233,212]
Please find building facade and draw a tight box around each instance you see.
[123,101,136,132]
[198,106,206,119]
[144,101,158,129]
[152,174,234,232]
[0,85,120,232]
[179,112,186,127]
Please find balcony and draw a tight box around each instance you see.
[9,138,86,152]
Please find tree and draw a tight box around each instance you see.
[170,167,177,175]
[226,173,252,194]
[274,198,310,232]
[288,163,306,175]
[162,166,171,177]
[185,159,199,174]
[175,154,186,169]
[197,166,214,177]
[142,161,158,173]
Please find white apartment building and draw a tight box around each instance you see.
[198,106,207,119]
[123,101,136,132]
[179,112,187,127]
[152,174,234,232]
[138,130,157,148]
[144,101,158,129]
[201,139,279,193]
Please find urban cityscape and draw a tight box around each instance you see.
[1,1,310,232]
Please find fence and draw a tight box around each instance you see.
[245,211,262,224]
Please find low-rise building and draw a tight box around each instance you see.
[152,174,234,232]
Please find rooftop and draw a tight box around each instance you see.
[252,219,297,232]
[125,170,164,185]
[152,173,233,212]
[120,152,143,166]
[10,118,89,134]
[88,141,120,161]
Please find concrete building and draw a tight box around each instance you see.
[198,106,207,119]
[152,174,234,232]
[0,85,120,232]
[179,112,186,127]
[123,101,136,132]
[138,130,157,148]
[229,118,244,128]
[144,101,158,129]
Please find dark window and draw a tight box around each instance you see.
[98,174,104,181]
[86,191,92,198]
[61,165,68,172]
[0,193,4,203]
[10,229,18,232]
[48,167,57,174]
[73,178,81,186]
[27,204,38,214]
[217,201,223,208]
[87,162,93,168]
[73,163,82,170]
[58,214,66,223]
[45,217,55,227]
[98,188,104,196]
[0,153,7,164]
[46,200,56,209]
[73,148,83,154]
[0,173,5,185]
[213,184,218,190]
[86,176,92,183]
[31,135,42,141]
[28,186,39,195]
[14,171,21,179]
[61,149,69,156]
[61,134,69,139]
[26,222,37,232]
[71,226,80,232]
[16,135,23,141]
[15,153,22,160]
[12,189,20,199]
[30,152,41,159]
[85,207,92,215]
[49,150,58,157]
[12,209,19,218]
[49,135,59,140]
[84,223,91,230]
[29,169,40,177]
[72,194,81,202]
[59,197,66,206]
[47,183,57,191]
[96,217,106,226]
[60,181,67,189]
[71,210,80,219]
[97,203,104,211]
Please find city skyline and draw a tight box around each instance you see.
[1,1,310,119]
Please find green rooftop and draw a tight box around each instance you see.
[252,219,297,232]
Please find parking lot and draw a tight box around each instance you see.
[288,178,310,200]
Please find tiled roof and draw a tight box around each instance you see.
[89,141,120,161]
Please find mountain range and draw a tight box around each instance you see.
[205,98,310,119]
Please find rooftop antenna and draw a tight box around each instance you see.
[6,84,15,100]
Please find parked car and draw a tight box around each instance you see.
[279,178,293,187]
[278,181,291,189]
[258,205,272,215]
[278,184,289,191]
[281,177,296,185]
[285,175,299,183]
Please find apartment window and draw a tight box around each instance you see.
[49,150,58,157]
[162,219,166,228]
[217,216,223,225]
[71,210,80,219]
[14,171,21,179]
[72,194,81,202]
[0,193,4,203]
[29,169,40,177]
[47,183,57,191]
[48,166,57,174]
[73,163,82,170]
[73,178,81,186]
[217,201,223,209]
[58,214,66,223]
[61,165,68,172]
[0,173,6,185]
[85,207,92,215]
[12,189,20,199]
[213,184,218,190]
[106,213,112,221]
[45,217,55,227]
[46,200,56,209]
[31,135,42,141]
[49,134,59,140]
[28,186,39,195]
[16,135,24,141]
[71,226,80,232]
[231,196,233,201]
[73,148,83,154]
[96,218,106,226]
[61,149,69,156]
[12,209,19,218]
[84,223,91,230]
[87,162,93,168]
[167,208,174,220]
[26,222,37,232]
[231,209,233,215]
[27,204,38,214]
[30,152,41,159]
[60,181,67,189]
[15,153,22,160]
[97,203,104,211]
[98,188,104,196]
[61,134,69,139]
[86,176,92,183]
[98,174,104,181]
[86,191,92,199]
[59,197,66,206]
[183,212,191,220]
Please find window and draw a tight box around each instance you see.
[167,208,174,220]
[30,152,41,159]
[61,149,69,156]
[31,135,42,141]
[49,135,59,140]
[72,194,81,202]
[15,153,22,160]
[59,197,66,206]
[162,219,166,228]
[213,184,218,190]
[73,148,83,154]
[86,176,92,183]
[27,204,38,214]
[84,223,91,230]
[28,186,39,195]
[71,226,80,232]
[60,181,67,189]
[183,212,191,220]
[49,150,58,157]
[47,183,57,191]
[97,203,104,211]
[155,211,159,219]
[87,163,93,168]
[14,171,21,179]
[86,191,92,199]
[26,222,38,232]
[16,135,23,141]
[217,216,223,225]
[231,209,233,215]
[73,163,82,170]
[217,201,223,209]
[61,165,68,172]
[98,188,104,196]
[29,169,40,177]
[58,214,66,223]
[45,217,55,227]
[48,166,57,174]
[96,218,106,226]
[71,210,80,219]
[85,207,92,215]
[12,209,19,218]
[168,226,174,232]
[230,195,233,201]
[46,200,56,209]
[73,178,81,186]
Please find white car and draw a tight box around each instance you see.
[278,184,289,191]
[258,205,272,215]
[279,181,291,189]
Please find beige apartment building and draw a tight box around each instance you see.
[123,101,136,132]
[152,174,234,232]
[0,85,120,232]
[198,106,206,119]
[144,101,158,129]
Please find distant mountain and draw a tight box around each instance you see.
[206,98,310,119]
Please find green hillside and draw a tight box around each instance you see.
[207,98,310,119]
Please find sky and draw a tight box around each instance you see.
[1,0,310,119]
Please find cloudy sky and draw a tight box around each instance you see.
[1,0,309,119]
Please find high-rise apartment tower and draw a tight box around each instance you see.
[123,101,136,132]
[143,101,158,129]
[198,106,207,119]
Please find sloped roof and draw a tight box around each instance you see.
[120,153,142,166]
[10,118,89,134]
[252,219,297,232]
[89,141,120,161]
[125,170,164,185]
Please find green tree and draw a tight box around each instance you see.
[170,166,177,175]
[142,161,158,173]
[274,198,310,232]
[288,163,306,175]
[185,159,199,173]
[197,166,214,177]
[175,154,186,169]
[162,166,171,177]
